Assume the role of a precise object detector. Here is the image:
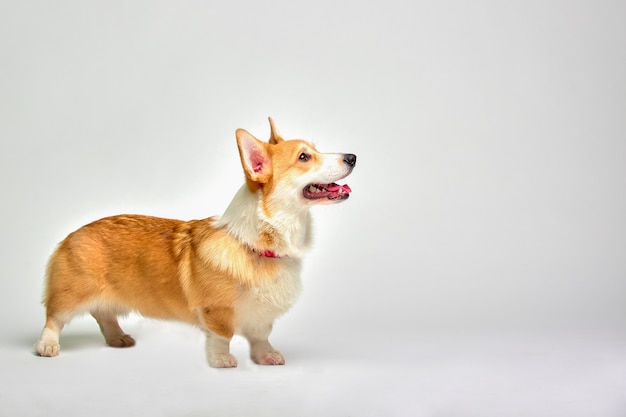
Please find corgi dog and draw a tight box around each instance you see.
[35,118,356,368]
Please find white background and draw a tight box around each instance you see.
[1,1,625,416]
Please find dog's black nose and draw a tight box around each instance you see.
[343,154,357,167]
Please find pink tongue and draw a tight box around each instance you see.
[327,183,351,193]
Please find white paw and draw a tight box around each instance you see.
[208,353,238,368]
[251,350,285,365]
[36,340,60,357]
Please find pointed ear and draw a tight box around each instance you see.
[268,117,284,144]
[236,128,272,183]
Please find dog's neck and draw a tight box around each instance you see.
[215,184,313,258]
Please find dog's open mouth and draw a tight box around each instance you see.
[303,183,352,200]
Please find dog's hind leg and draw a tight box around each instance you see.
[36,285,82,357]
[91,309,135,348]
[36,314,68,357]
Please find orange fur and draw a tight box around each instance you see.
[43,215,281,333]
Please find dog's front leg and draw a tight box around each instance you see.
[243,322,285,365]
[198,307,237,368]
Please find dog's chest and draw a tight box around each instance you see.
[235,263,302,328]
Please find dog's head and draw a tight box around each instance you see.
[235,118,356,209]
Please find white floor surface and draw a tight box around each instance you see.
[2,319,625,417]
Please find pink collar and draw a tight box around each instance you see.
[251,248,283,258]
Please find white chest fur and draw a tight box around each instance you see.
[234,258,302,333]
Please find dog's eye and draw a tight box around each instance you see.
[298,153,311,162]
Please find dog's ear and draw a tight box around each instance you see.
[268,117,284,144]
[236,128,272,184]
